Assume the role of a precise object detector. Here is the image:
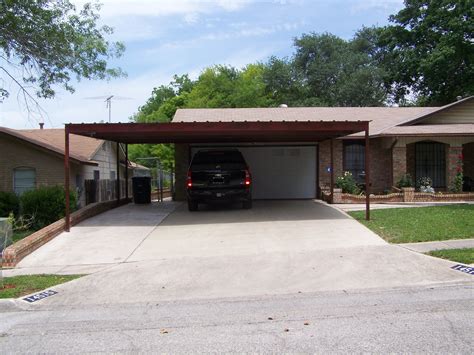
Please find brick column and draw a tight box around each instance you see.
[332,188,342,203]
[447,145,463,189]
[392,146,407,187]
[402,187,415,202]
[318,139,343,190]
[174,144,190,201]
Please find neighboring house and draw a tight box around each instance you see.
[0,127,139,207]
[172,96,474,200]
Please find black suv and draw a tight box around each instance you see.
[186,149,252,211]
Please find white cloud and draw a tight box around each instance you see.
[349,0,404,13]
[72,0,254,18]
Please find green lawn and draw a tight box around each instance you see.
[349,204,474,243]
[428,248,474,265]
[0,274,82,299]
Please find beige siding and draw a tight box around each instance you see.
[420,100,474,124]
[82,141,126,180]
[0,134,80,193]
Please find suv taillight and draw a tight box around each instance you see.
[245,169,251,186]
[187,171,192,188]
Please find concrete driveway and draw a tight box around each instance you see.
[9,200,473,306]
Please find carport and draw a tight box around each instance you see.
[64,120,371,231]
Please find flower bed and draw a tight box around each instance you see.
[321,188,474,204]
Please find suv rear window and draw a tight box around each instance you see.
[192,151,245,165]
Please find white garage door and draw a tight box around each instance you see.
[239,146,316,199]
[191,146,317,199]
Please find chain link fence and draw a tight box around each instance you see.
[0,218,13,285]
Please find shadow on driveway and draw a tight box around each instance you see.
[161,200,347,226]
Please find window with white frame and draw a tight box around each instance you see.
[13,167,36,195]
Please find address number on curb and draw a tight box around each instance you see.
[451,264,474,275]
[23,290,58,303]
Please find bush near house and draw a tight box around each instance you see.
[20,186,77,230]
[336,171,361,195]
[0,191,20,217]
[396,174,414,188]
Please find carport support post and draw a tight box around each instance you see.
[330,139,334,203]
[116,142,120,205]
[64,126,70,232]
[125,144,129,200]
[365,125,370,221]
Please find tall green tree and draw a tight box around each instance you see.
[0,0,125,102]
[293,32,387,106]
[262,56,306,106]
[379,0,474,105]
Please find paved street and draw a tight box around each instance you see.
[1,283,473,353]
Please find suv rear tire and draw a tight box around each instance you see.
[188,200,198,211]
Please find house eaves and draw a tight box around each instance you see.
[0,127,98,165]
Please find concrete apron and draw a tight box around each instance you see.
[5,200,472,307]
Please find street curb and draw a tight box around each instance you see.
[0,298,25,312]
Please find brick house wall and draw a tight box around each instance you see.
[318,138,391,194]
[318,139,342,190]
[0,134,128,208]
[398,137,473,190]
[369,138,392,193]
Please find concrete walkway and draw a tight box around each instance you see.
[2,200,472,308]
[399,239,474,253]
[6,202,180,276]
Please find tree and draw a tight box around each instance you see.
[0,0,125,104]
[293,32,387,107]
[129,75,194,171]
[262,56,306,106]
[379,0,474,105]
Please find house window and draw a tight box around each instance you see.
[110,171,116,180]
[94,170,100,180]
[343,141,365,183]
[415,142,446,187]
[13,168,36,195]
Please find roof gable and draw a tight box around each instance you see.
[0,127,103,164]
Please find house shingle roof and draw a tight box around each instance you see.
[173,96,474,137]
[0,127,103,164]
[377,124,474,137]
[173,106,439,136]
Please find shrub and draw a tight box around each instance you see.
[20,186,77,230]
[336,171,361,195]
[0,191,20,217]
[417,176,435,193]
[450,153,463,193]
[396,174,414,188]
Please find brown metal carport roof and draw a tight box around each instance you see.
[65,121,369,143]
[64,120,371,231]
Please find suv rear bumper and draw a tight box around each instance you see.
[187,188,250,202]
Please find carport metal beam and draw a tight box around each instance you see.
[63,121,371,232]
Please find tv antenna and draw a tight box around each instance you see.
[84,95,133,122]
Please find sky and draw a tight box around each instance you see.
[0,0,404,129]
